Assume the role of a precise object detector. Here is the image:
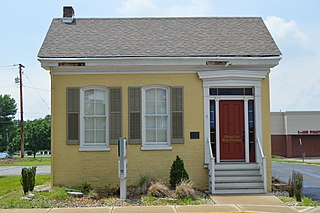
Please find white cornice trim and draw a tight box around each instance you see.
[38,56,282,61]
[39,56,281,70]
[198,70,269,80]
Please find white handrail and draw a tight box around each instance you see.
[256,137,267,193]
[207,138,215,193]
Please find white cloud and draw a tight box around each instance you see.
[270,52,320,112]
[167,0,213,16]
[267,16,320,112]
[118,0,159,16]
[265,16,308,46]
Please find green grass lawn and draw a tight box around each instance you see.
[0,157,51,166]
[0,175,51,197]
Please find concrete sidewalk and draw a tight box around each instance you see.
[0,194,319,213]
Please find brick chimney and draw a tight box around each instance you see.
[63,6,74,24]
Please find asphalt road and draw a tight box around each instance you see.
[272,162,320,203]
[0,166,51,176]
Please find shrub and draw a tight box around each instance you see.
[170,156,189,188]
[175,180,196,200]
[80,181,93,195]
[292,170,303,202]
[137,175,153,195]
[287,177,295,197]
[147,182,171,198]
[20,167,37,194]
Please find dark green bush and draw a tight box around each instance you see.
[20,167,37,194]
[169,155,189,188]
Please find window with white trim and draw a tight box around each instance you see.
[80,87,109,151]
[142,86,171,149]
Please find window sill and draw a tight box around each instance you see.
[79,146,110,152]
[141,146,172,151]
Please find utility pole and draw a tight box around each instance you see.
[19,64,25,158]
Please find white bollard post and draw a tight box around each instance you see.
[118,137,127,200]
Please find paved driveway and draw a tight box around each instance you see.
[272,162,320,203]
[0,166,50,176]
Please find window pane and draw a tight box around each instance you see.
[146,129,156,142]
[157,129,167,142]
[209,88,218,95]
[156,102,167,114]
[245,88,253,95]
[156,89,166,102]
[85,117,94,129]
[96,130,105,143]
[146,101,155,114]
[157,116,167,129]
[96,117,106,129]
[95,102,105,115]
[218,88,243,95]
[85,130,94,143]
[146,89,155,102]
[84,90,94,115]
[95,90,106,115]
[146,117,156,128]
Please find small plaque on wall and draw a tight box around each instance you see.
[190,132,200,139]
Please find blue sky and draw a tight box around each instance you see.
[0,0,319,120]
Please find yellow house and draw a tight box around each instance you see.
[38,6,281,194]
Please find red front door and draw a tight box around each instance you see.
[220,100,245,161]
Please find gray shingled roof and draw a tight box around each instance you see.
[38,17,281,58]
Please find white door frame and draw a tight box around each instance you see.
[198,70,269,165]
[208,96,253,163]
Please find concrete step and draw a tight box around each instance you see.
[212,188,265,194]
[215,169,260,176]
[215,163,259,170]
[209,163,264,194]
[215,176,262,182]
[215,182,264,189]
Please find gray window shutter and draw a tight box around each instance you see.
[109,88,122,145]
[171,87,184,144]
[128,87,141,144]
[67,88,80,145]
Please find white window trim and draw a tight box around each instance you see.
[141,86,171,150]
[79,86,110,151]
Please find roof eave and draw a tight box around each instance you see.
[38,55,281,70]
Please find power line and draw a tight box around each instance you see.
[0,64,17,68]
[24,86,51,112]
[0,85,15,89]
[23,73,50,110]
[0,67,18,71]
[23,85,50,92]
[0,64,19,71]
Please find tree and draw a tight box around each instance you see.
[25,115,51,158]
[0,94,17,152]
[8,122,22,155]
